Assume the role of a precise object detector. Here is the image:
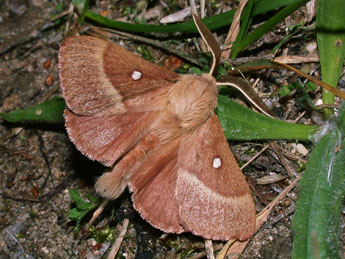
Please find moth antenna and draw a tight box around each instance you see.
[189,0,197,14]
[191,13,221,76]
[200,0,206,19]
[216,77,274,118]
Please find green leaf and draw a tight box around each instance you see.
[68,208,83,220]
[68,189,100,231]
[136,46,154,61]
[292,102,345,259]
[278,85,291,97]
[190,67,202,75]
[69,189,87,207]
[270,23,302,55]
[87,193,99,204]
[316,0,345,117]
[56,3,63,13]
[217,95,319,141]
[89,226,114,243]
[70,189,98,210]
[0,96,65,124]
[306,81,317,92]
[215,65,227,78]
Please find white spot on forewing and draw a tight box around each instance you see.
[131,71,142,80]
[213,157,221,168]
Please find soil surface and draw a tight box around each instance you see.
[0,1,343,259]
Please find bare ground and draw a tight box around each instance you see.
[0,1,342,258]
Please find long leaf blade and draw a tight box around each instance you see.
[83,0,297,34]
[217,95,319,141]
[0,96,65,124]
[316,0,345,117]
[292,102,345,258]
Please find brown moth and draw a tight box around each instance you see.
[59,14,256,241]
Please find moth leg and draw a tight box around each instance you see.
[95,134,160,200]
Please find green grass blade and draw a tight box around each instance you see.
[84,9,241,33]
[292,102,345,259]
[231,0,310,57]
[254,0,297,13]
[233,0,255,47]
[316,0,345,117]
[230,0,254,59]
[84,0,297,34]
[0,96,65,124]
[73,0,89,24]
[217,95,319,141]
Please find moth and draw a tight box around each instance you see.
[59,14,258,241]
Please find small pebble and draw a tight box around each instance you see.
[43,60,51,69]
[45,74,54,86]
[305,41,317,53]
[296,143,308,156]
[315,99,323,106]
[41,247,49,255]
